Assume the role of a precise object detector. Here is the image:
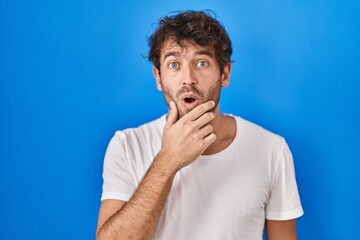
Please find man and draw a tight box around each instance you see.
[96,10,303,240]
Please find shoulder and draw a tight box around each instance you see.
[114,115,165,141]
[107,115,166,155]
[104,115,166,168]
[232,115,286,151]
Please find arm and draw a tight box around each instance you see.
[96,153,178,240]
[96,100,217,240]
[266,219,298,240]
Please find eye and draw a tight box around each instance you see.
[168,62,178,69]
[197,61,208,68]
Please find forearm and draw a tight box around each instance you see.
[97,153,177,240]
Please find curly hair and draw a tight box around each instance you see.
[148,10,232,74]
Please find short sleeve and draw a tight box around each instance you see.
[101,131,137,202]
[265,142,304,220]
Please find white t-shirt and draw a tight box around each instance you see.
[101,115,303,240]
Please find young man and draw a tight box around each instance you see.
[96,10,303,240]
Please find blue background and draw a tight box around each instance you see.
[1,0,359,239]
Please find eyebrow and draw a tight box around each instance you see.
[163,51,181,61]
[162,49,214,62]
[195,50,214,58]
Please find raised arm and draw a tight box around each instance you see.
[96,100,217,240]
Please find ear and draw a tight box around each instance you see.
[221,63,231,88]
[153,66,162,91]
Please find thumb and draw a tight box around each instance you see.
[165,101,178,129]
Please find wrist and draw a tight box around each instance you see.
[154,150,181,176]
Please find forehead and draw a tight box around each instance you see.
[160,39,214,61]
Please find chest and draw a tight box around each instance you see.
[154,156,270,239]
[170,157,269,214]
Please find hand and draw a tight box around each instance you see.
[159,100,217,171]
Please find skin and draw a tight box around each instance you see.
[266,219,298,240]
[154,40,224,120]
[96,40,299,239]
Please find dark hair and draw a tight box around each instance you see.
[148,10,232,73]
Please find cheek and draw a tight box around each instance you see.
[197,70,219,83]
[159,74,180,92]
[162,72,181,84]
[161,84,175,100]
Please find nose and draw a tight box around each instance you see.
[182,66,197,86]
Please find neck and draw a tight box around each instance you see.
[202,106,236,155]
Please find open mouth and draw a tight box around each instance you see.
[181,94,200,109]
[184,97,196,103]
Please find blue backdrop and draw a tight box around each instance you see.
[1,0,359,239]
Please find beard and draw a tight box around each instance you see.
[160,76,222,119]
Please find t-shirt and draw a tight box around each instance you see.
[101,115,304,240]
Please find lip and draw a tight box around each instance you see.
[180,94,201,110]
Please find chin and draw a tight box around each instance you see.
[178,109,190,119]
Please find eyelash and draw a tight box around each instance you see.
[168,62,178,69]
[197,61,208,68]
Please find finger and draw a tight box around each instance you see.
[193,112,215,129]
[198,124,214,138]
[185,101,215,121]
[165,101,178,129]
[202,133,217,150]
